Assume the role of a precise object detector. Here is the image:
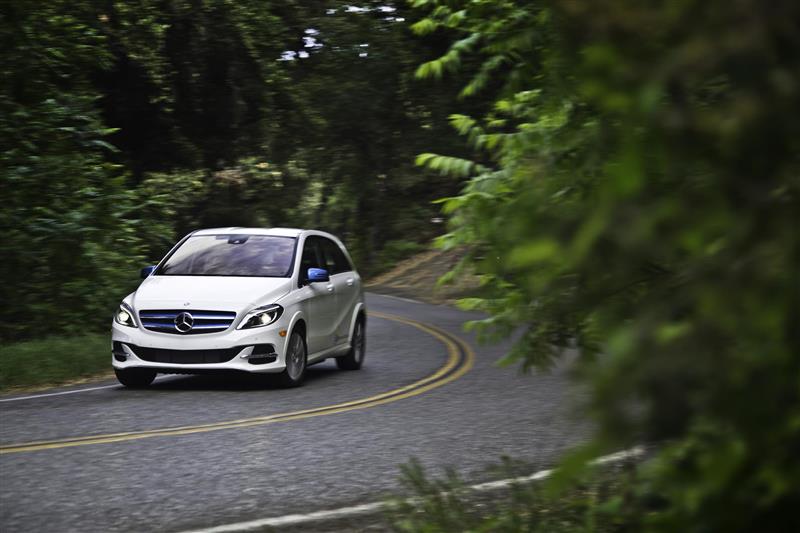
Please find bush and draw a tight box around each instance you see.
[388,458,642,532]
[371,239,427,276]
[0,334,110,390]
[411,0,800,529]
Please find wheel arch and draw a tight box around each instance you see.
[347,302,366,343]
[285,311,307,355]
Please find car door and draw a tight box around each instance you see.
[298,236,338,355]
[319,237,359,346]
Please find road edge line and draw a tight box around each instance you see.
[179,446,645,532]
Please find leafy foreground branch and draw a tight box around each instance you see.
[388,452,645,533]
[410,0,800,530]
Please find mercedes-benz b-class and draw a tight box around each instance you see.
[111,228,366,388]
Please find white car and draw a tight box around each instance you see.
[111,228,366,388]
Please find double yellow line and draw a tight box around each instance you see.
[0,312,474,455]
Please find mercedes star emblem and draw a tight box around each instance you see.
[174,311,194,333]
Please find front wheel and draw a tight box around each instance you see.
[274,330,307,388]
[115,368,157,388]
[337,318,365,370]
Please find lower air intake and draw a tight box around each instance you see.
[129,345,242,364]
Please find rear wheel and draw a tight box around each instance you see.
[115,368,157,388]
[275,330,307,388]
[337,318,365,370]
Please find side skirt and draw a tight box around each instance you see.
[307,343,351,365]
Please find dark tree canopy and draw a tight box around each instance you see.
[0,0,470,339]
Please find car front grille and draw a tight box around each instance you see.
[128,345,243,364]
[138,310,237,334]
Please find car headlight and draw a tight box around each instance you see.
[115,302,137,328]
[238,304,283,329]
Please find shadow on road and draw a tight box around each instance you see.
[136,364,342,392]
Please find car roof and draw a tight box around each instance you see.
[192,227,305,237]
[191,227,334,239]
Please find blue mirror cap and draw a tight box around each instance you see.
[140,265,157,279]
[307,267,329,282]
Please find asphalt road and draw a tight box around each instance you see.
[0,293,589,532]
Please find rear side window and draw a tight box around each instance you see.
[320,238,352,275]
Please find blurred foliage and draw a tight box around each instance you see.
[388,458,640,532]
[372,239,427,274]
[412,0,799,530]
[0,0,475,341]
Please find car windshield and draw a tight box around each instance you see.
[157,235,296,277]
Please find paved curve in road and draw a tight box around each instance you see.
[0,294,589,532]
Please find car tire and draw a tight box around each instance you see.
[275,330,307,388]
[115,368,157,388]
[336,318,365,370]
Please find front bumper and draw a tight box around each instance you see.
[111,318,289,374]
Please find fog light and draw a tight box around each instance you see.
[112,341,128,362]
[240,344,277,365]
[248,355,277,365]
[240,344,276,359]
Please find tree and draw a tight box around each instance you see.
[0,0,482,339]
[412,0,800,529]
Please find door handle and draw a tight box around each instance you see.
[326,284,335,293]
[346,278,354,287]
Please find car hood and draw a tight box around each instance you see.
[132,275,292,312]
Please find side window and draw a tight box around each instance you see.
[299,237,322,280]
[336,245,354,272]
[321,238,351,274]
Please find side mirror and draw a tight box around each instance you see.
[140,265,157,279]
[307,267,329,283]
